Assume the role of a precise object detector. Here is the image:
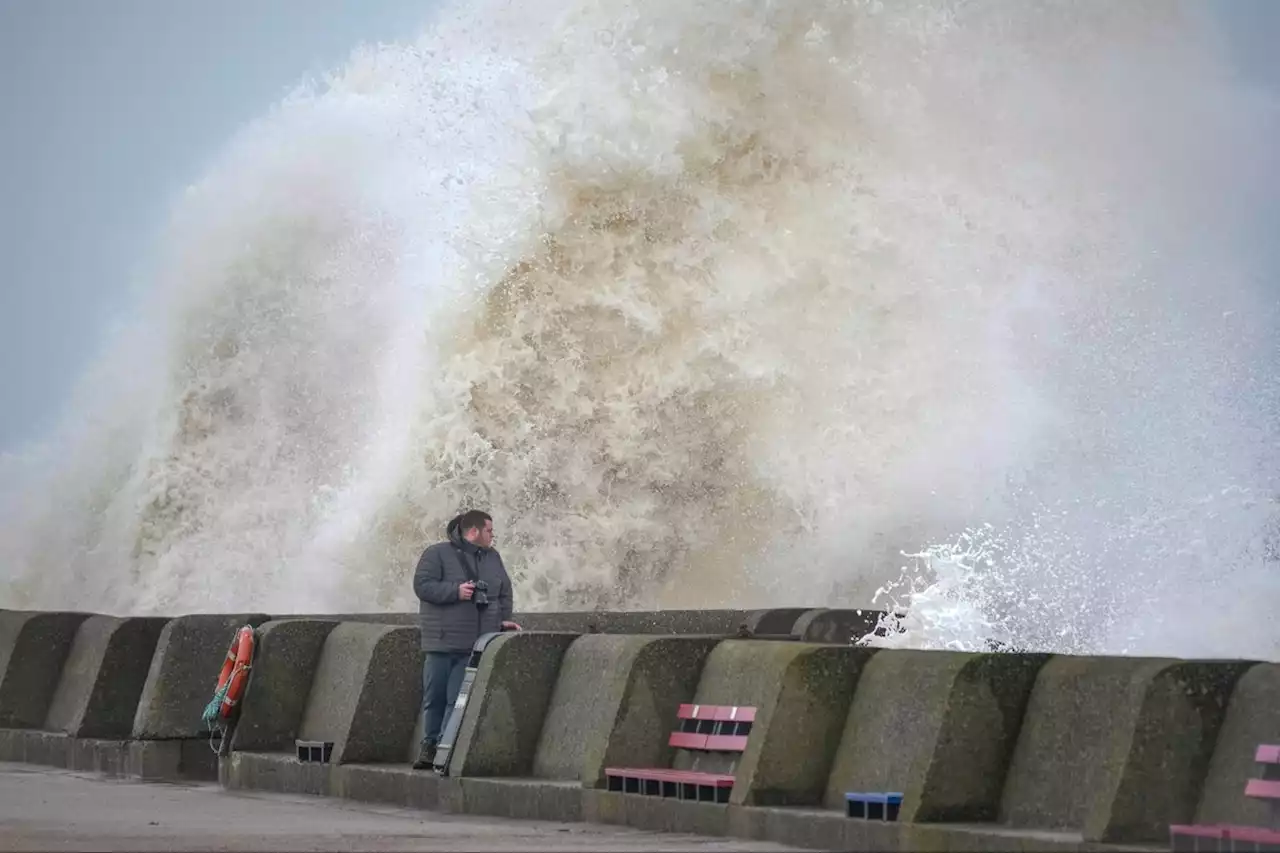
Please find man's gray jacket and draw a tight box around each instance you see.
[413,517,514,653]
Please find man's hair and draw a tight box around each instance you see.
[457,509,492,534]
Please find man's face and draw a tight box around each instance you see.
[467,519,494,548]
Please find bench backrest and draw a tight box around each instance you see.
[668,703,755,752]
[669,703,756,776]
[1246,743,1280,829]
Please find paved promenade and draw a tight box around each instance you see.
[0,763,798,852]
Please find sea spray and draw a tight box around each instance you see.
[0,0,1276,660]
[860,488,1280,659]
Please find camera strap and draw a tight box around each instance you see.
[453,546,481,583]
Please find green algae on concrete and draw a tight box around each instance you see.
[999,655,1254,844]
[131,613,270,739]
[740,609,812,637]
[533,633,722,785]
[514,610,749,636]
[43,615,170,738]
[823,649,1049,822]
[295,622,421,764]
[1194,662,1277,828]
[0,610,92,728]
[789,608,883,644]
[229,618,340,752]
[691,639,876,807]
[448,631,578,777]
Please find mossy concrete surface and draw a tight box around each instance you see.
[1194,662,1277,828]
[999,655,1253,843]
[289,613,417,625]
[0,610,93,728]
[0,727,218,781]
[43,615,170,738]
[824,649,1049,822]
[296,622,421,764]
[515,610,750,636]
[457,777,584,822]
[221,749,337,797]
[692,640,877,807]
[533,634,722,785]
[741,609,811,637]
[131,613,270,739]
[449,631,578,777]
[789,608,884,644]
[229,618,339,752]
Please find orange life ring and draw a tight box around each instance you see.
[215,625,255,719]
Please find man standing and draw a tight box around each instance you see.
[411,509,519,770]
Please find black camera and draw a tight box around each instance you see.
[472,579,489,609]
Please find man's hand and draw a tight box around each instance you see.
[501,621,522,631]
[458,581,475,601]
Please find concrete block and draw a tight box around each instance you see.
[0,725,217,783]
[458,778,583,822]
[740,609,811,637]
[44,616,170,738]
[738,806,863,851]
[999,655,1253,843]
[296,622,421,764]
[229,619,339,752]
[0,610,92,727]
[0,728,70,767]
[899,823,1089,853]
[505,612,596,633]
[449,631,578,778]
[514,610,748,636]
[532,634,721,785]
[581,788,627,825]
[437,774,467,813]
[125,738,218,781]
[222,750,337,797]
[1195,662,1278,827]
[790,608,884,644]
[622,793,731,837]
[290,613,417,625]
[825,649,1049,822]
[337,764,440,810]
[583,789,730,836]
[595,610,748,635]
[66,737,131,777]
[690,640,875,807]
[132,613,270,739]
[0,728,17,762]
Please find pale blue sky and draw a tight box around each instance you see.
[0,1,1277,451]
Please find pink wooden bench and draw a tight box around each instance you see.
[604,703,755,804]
[1170,744,1280,852]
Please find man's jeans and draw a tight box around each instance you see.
[421,651,469,746]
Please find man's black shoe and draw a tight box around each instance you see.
[412,740,437,770]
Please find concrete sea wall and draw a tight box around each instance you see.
[2,606,1274,851]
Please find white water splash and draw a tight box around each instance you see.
[860,487,1280,659]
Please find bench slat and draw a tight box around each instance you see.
[704,734,749,752]
[846,792,904,804]
[1245,778,1280,800]
[676,704,756,722]
[669,732,709,750]
[713,706,756,722]
[1257,744,1280,765]
[1171,824,1280,844]
[604,767,735,787]
[1225,825,1280,844]
[1170,824,1226,839]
